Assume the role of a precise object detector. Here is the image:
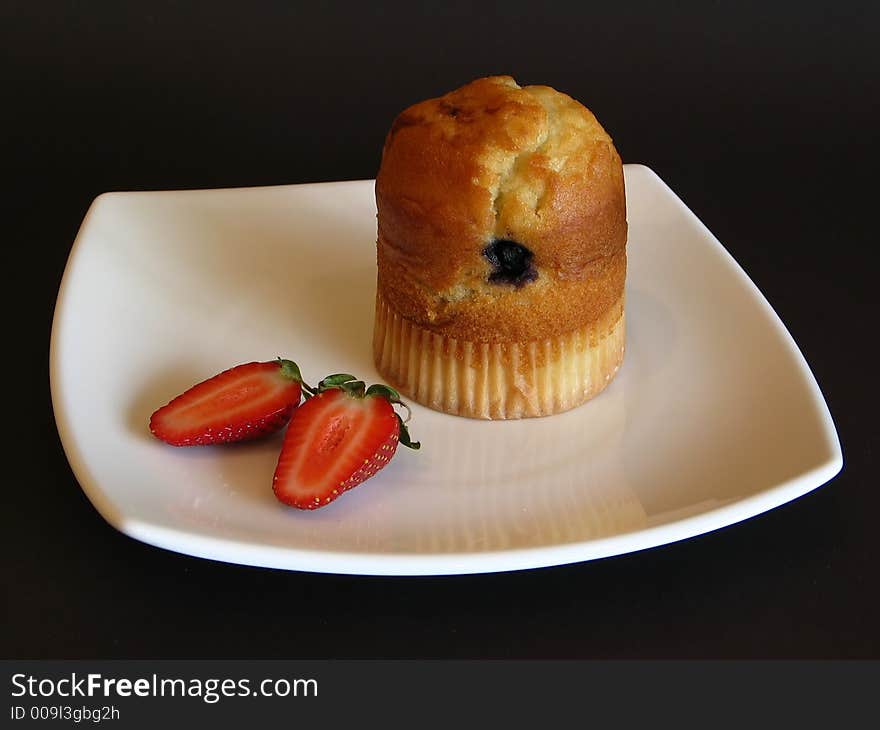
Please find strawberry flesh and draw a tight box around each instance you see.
[272,388,399,509]
[150,361,303,446]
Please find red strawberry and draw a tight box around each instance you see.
[150,359,306,446]
[272,376,420,509]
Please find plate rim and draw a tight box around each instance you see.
[49,164,844,576]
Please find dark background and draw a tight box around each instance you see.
[4,1,877,658]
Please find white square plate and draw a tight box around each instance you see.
[50,165,842,575]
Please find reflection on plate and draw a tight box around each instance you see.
[50,165,842,575]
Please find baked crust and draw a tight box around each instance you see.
[375,75,627,344]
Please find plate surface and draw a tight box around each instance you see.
[50,165,842,575]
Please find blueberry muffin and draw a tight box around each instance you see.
[373,76,626,419]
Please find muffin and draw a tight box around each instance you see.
[373,76,626,419]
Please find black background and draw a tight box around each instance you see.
[4,1,877,658]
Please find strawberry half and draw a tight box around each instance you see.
[150,359,306,446]
[272,376,420,509]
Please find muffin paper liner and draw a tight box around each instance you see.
[373,293,625,419]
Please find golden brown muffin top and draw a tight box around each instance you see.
[375,76,626,343]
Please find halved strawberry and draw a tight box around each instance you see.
[150,359,306,446]
[272,377,420,509]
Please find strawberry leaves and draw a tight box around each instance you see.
[278,358,312,392]
[394,414,420,450]
[320,375,366,398]
[318,373,359,389]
